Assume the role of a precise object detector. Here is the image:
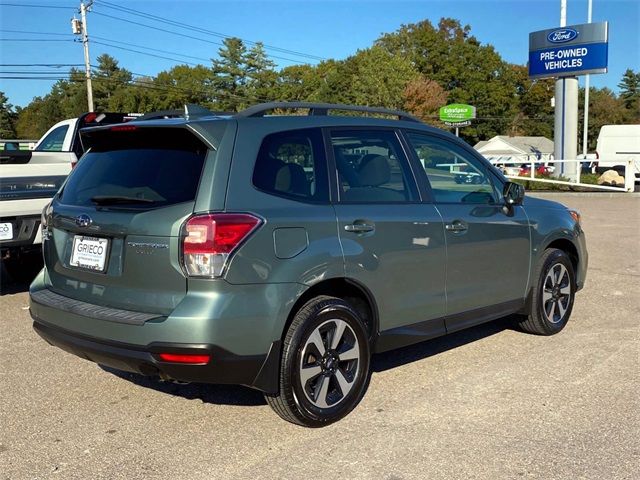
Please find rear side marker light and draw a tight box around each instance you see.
[182,213,262,278]
[158,353,210,364]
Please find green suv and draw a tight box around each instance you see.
[30,102,587,427]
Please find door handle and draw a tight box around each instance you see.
[445,221,468,232]
[345,223,375,233]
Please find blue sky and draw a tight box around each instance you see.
[1,0,638,107]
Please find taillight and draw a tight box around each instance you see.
[182,213,262,278]
[71,159,78,169]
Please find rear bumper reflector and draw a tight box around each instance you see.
[158,353,211,364]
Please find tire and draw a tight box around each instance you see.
[265,295,371,427]
[518,248,576,335]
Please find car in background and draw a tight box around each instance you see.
[519,163,552,177]
[1,112,137,281]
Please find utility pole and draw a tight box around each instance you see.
[553,0,579,181]
[73,1,94,111]
[582,0,593,157]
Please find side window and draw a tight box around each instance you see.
[253,128,328,202]
[35,125,69,152]
[331,129,417,203]
[406,132,499,204]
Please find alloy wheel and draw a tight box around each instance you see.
[542,263,572,324]
[298,319,360,409]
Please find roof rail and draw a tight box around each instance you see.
[235,102,422,123]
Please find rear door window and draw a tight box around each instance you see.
[59,128,209,208]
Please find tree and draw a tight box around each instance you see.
[152,65,215,110]
[0,91,17,138]
[578,87,629,151]
[210,39,278,110]
[276,64,324,101]
[376,18,521,143]
[617,68,640,119]
[92,54,133,111]
[509,65,554,138]
[244,42,277,103]
[348,46,418,109]
[211,37,249,111]
[403,76,448,126]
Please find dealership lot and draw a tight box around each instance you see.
[1,193,638,480]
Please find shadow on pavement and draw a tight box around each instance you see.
[0,255,42,296]
[100,366,267,406]
[101,315,519,407]
[372,316,516,373]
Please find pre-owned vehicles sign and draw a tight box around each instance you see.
[528,22,608,79]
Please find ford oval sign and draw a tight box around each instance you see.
[547,28,579,44]
[75,214,92,227]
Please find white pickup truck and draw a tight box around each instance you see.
[1,112,135,281]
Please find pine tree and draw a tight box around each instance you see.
[0,91,17,138]
[617,68,640,114]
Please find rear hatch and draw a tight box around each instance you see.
[43,124,220,315]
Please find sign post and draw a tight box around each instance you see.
[439,104,476,137]
[529,20,608,182]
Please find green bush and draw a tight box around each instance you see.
[513,172,604,192]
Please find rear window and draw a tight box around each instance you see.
[59,127,209,208]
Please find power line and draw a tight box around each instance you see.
[0,29,73,36]
[0,2,74,9]
[91,35,210,63]
[0,38,75,42]
[90,11,306,65]
[0,71,85,74]
[0,71,275,104]
[91,40,200,66]
[0,63,85,67]
[94,0,326,62]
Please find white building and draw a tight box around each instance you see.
[474,136,554,165]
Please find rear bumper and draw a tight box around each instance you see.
[0,214,42,250]
[32,314,279,391]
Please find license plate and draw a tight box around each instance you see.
[70,236,109,272]
[0,222,13,241]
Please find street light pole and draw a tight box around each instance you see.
[553,0,579,181]
[79,1,94,111]
[582,0,593,157]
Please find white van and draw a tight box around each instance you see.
[595,125,640,181]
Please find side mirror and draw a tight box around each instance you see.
[503,181,525,206]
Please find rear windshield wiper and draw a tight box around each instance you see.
[90,195,156,205]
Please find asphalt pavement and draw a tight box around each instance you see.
[1,193,638,479]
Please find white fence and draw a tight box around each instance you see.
[487,156,637,193]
